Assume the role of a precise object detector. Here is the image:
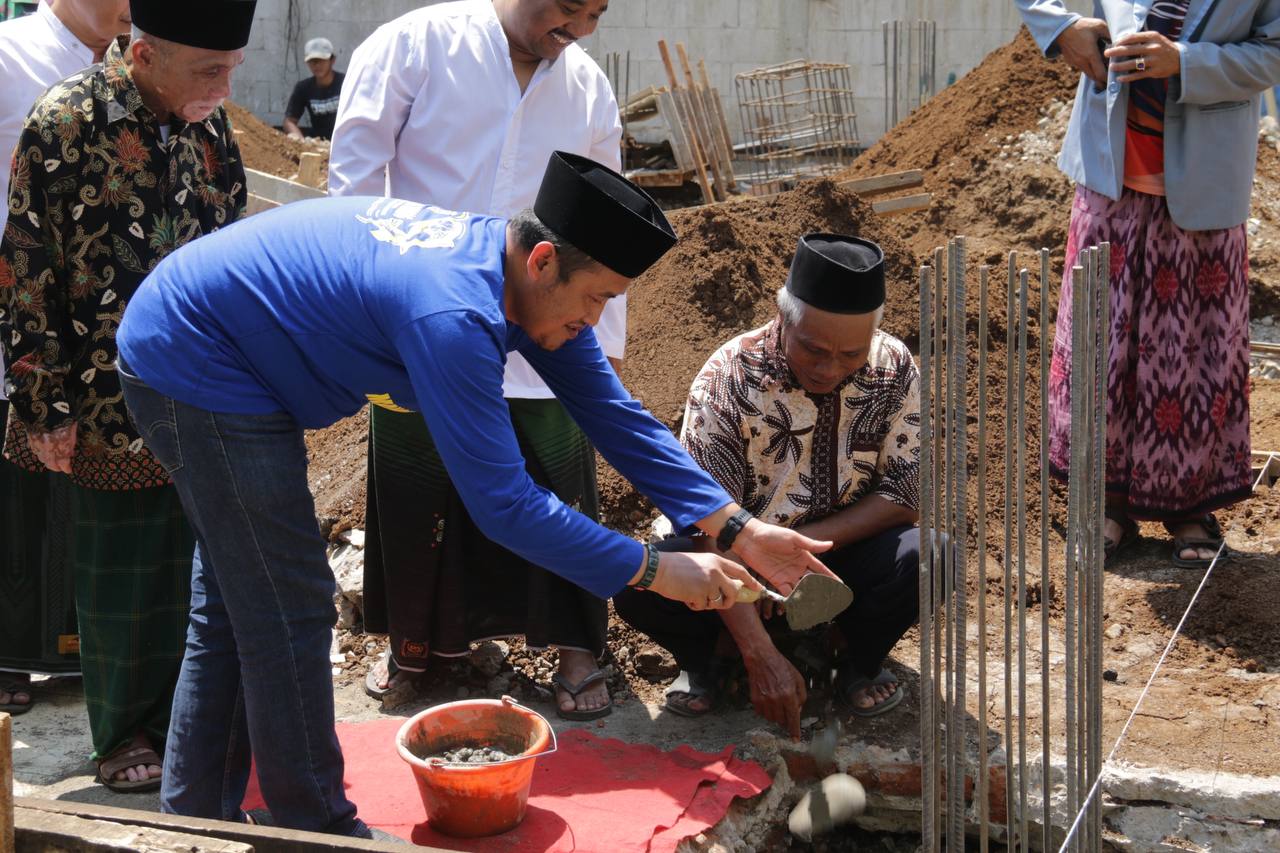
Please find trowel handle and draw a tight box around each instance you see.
[735,583,786,605]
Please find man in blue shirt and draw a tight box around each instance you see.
[116,152,835,837]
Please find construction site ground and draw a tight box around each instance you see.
[10,26,1280,851]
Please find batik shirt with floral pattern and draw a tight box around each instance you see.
[0,37,246,490]
[680,319,921,530]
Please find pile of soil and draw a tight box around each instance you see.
[225,101,329,187]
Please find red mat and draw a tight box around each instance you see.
[242,718,771,852]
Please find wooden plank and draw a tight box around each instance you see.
[16,797,445,853]
[870,192,932,216]
[244,167,326,206]
[297,151,325,189]
[17,808,252,852]
[676,43,726,200]
[837,169,925,197]
[657,40,713,205]
[625,168,694,188]
[2,714,12,853]
[656,89,695,173]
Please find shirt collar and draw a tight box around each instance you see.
[97,37,219,139]
[36,0,92,60]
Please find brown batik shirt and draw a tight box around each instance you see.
[681,318,921,530]
[0,36,246,490]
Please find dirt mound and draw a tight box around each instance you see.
[225,100,329,186]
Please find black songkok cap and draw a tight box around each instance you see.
[533,151,678,279]
[130,0,258,51]
[784,233,886,314]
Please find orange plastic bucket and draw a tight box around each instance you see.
[395,695,556,837]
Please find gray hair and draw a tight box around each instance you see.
[129,25,174,56]
[776,286,883,329]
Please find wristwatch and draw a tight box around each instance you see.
[715,508,754,553]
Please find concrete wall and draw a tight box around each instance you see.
[232,0,1090,145]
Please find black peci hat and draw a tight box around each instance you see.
[533,151,678,279]
[130,0,258,51]
[784,233,886,314]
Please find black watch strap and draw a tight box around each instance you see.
[715,508,754,553]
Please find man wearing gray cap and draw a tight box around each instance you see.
[284,36,343,140]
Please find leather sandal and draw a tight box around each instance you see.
[1166,514,1224,569]
[95,739,162,793]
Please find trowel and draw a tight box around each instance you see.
[734,572,853,631]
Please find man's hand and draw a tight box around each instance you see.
[1053,17,1111,87]
[28,422,76,474]
[1106,31,1181,84]
[743,646,807,739]
[732,519,836,596]
[645,550,763,611]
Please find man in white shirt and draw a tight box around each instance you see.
[0,0,131,718]
[330,0,624,720]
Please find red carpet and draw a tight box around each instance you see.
[242,718,771,852]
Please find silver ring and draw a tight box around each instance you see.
[711,591,724,604]
[1134,55,1147,72]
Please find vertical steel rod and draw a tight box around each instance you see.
[977,264,990,853]
[950,238,970,848]
[919,264,937,853]
[932,245,946,847]
[1090,243,1110,850]
[1016,268,1031,851]
[1003,251,1017,849]
[1039,248,1053,852]
[1065,261,1086,852]
[942,235,952,840]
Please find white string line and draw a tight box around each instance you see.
[1055,451,1277,852]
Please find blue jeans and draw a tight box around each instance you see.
[119,361,367,838]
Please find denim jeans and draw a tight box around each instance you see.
[118,360,367,838]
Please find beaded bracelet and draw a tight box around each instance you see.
[634,542,660,590]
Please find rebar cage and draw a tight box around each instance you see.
[734,60,859,195]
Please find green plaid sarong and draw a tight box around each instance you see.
[72,484,193,760]
[363,399,607,669]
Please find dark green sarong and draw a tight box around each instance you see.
[72,483,192,759]
[363,399,606,670]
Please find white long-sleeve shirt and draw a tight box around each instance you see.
[0,2,96,401]
[329,0,625,399]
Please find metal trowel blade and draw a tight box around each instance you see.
[780,573,854,631]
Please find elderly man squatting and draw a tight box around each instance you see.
[615,235,922,739]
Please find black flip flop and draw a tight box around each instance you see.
[663,669,716,718]
[0,679,34,716]
[551,668,612,721]
[364,651,419,700]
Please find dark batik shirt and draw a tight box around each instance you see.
[681,319,921,529]
[0,36,246,489]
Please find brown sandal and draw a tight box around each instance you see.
[95,740,163,793]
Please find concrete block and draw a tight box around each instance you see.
[740,2,783,32]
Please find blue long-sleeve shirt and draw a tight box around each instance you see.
[117,196,731,597]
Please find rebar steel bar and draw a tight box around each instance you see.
[1040,248,1053,852]
[977,264,990,853]
[1016,267,1031,851]
[919,263,937,852]
[1003,251,1017,849]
